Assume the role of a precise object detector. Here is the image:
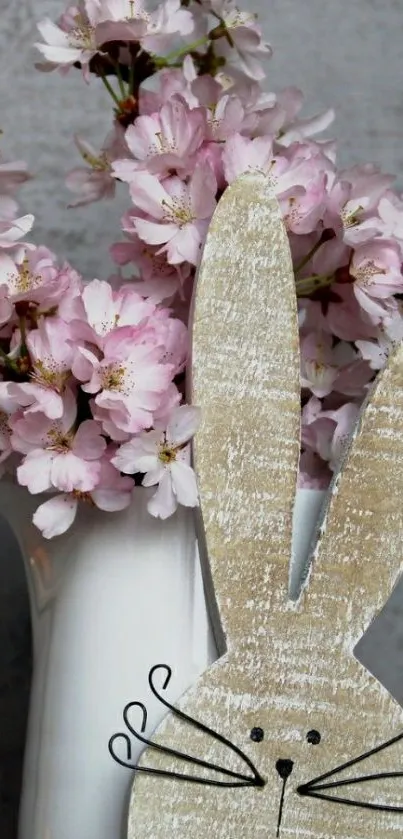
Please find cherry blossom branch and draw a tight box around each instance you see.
[153,35,210,67]
[100,73,121,108]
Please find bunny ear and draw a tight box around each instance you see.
[189,172,300,649]
[301,340,403,617]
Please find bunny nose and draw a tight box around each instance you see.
[276,759,294,779]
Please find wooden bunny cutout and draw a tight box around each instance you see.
[123,173,403,839]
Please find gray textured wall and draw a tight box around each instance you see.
[1,0,402,279]
[0,1,402,835]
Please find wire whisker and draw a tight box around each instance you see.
[305,770,403,792]
[300,730,403,790]
[298,730,403,814]
[148,664,264,784]
[122,700,258,784]
[298,787,403,814]
[108,663,265,789]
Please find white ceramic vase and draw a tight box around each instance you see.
[0,482,325,839]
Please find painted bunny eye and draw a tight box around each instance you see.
[306,730,321,745]
[250,727,264,743]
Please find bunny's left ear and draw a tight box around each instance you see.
[189,171,301,647]
[300,339,403,616]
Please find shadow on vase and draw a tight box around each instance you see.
[0,514,32,839]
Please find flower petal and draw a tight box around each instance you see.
[32,494,78,539]
[73,420,106,460]
[142,464,165,486]
[134,218,178,246]
[37,19,70,47]
[170,460,199,506]
[147,470,177,519]
[17,449,54,493]
[166,404,201,447]
[51,451,101,493]
[91,488,132,511]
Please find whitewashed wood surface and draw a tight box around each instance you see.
[0,1,403,837]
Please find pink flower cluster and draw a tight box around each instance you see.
[32,0,403,497]
[0,146,200,537]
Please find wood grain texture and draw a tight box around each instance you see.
[127,175,403,839]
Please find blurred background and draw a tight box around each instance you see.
[0,0,402,835]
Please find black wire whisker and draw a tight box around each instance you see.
[297,729,403,813]
[148,665,264,782]
[299,730,403,791]
[298,788,403,814]
[302,770,403,792]
[121,700,258,784]
[108,663,265,789]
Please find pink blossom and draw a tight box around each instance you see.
[112,404,200,518]
[129,164,217,265]
[0,246,72,307]
[9,318,74,419]
[325,164,394,246]
[110,234,186,299]
[269,87,335,147]
[222,133,274,182]
[90,401,131,442]
[350,240,403,319]
[148,308,188,375]
[14,389,105,494]
[89,0,193,50]
[66,130,127,207]
[224,137,330,233]
[224,135,320,194]
[116,218,191,280]
[300,333,339,398]
[310,236,351,277]
[31,458,134,539]
[87,0,147,34]
[191,76,247,140]
[302,399,360,472]
[126,275,181,304]
[210,2,272,80]
[281,173,327,235]
[139,61,199,115]
[140,0,194,55]
[332,356,373,398]
[195,142,226,190]
[74,327,174,433]
[300,332,372,399]
[214,65,263,105]
[54,264,84,322]
[323,282,378,342]
[114,98,206,179]
[152,382,181,425]
[377,192,403,248]
[356,305,403,370]
[35,10,99,69]
[72,278,155,347]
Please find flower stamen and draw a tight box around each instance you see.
[31,360,68,393]
[68,14,96,50]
